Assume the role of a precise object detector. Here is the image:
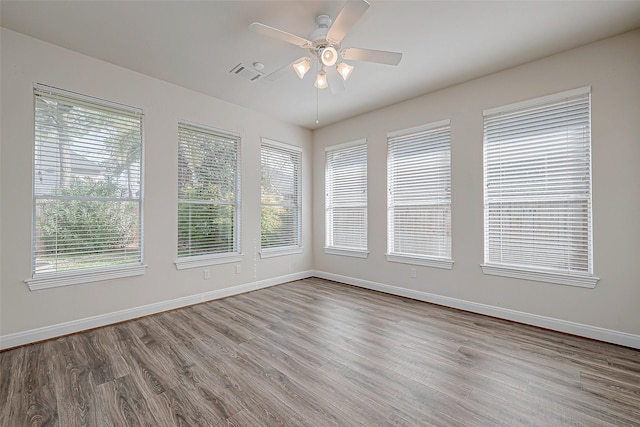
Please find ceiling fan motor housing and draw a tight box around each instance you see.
[309,15,333,48]
[309,15,341,66]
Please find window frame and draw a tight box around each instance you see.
[259,138,303,258]
[175,121,242,270]
[324,139,369,258]
[27,84,146,290]
[481,86,599,288]
[386,119,453,269]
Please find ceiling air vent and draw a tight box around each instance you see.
[230,63,263,82]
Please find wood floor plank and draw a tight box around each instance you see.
[237,339,362,426]
[111,323,175,396]
[579,371,640,409]
[2,278,639,426]
[236,339,410,426]
[13,387,59,427]
[151,386,216,427]
[0,346,24,425]
[317,356,478,426]
[527,376,640,425]
[465,388,603,427]
[95,374,161,426]
[165,338,250,421]
[75,331,116,386]
[48,337,98,427]
[22,342,53,393]
[191,304,257,344]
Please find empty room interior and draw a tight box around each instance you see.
[1,0,640,425]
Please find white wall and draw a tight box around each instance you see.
[2,27,639,349]
[313,30,640,341]
[0,29,313,341]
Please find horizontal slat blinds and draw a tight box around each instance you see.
[388,121,451,260]
[261,140,302,249]
[177,123,240,258]
[33,85,143,275]
[483,88,593,275]
[325,141,367,251]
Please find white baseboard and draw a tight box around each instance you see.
[0,270,314,350]
[312,270,640,350]
[4,270,639,350]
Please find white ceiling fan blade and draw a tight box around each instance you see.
[341,47,402,66]
[326,0,370,45]
[326,68,346,94]
[263,57,309,81]
[249,22,312,48]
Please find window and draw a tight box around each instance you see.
[387,120,453,269]
[260,139,302,257]
[325,139,368,258]
[482,87,598,287]
[176,122,241,269]
[28,84,144,290]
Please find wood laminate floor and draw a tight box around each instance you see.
[1,278,639,426]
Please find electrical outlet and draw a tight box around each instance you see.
[203,269,211,280]
[410,268,417,278]
[235,265,241,274]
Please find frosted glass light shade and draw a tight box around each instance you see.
[336,62,354,80]
[314,70,328,89]
[293,58,311,79]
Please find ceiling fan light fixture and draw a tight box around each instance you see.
[320,46,338,67]
[314,70,328,89]
[336,62,354,80]
[293,58,311,79]
[250,0,403,94]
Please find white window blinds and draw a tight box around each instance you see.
[177,123,240,258]
[32,84,143,276]
[387,121,452,267]
[325,140,368,254]
[261,140,302,250]
[483,87,595,286]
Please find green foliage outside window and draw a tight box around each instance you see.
[38,177,138,254]
[178,188,235,257]
[261,204,287,248]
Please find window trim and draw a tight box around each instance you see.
[29,84,145,290]
[259,246,304,259]
[324,138,368,255]
[387,119,450,139]
[175,253,243,270]
[482,86,598,287]
[33,83,142,116]
[25,265,147,291]
[386,254,453,270]
[260,138,302,252]
[386,119,453,268]
[483,86,591,116]
[480,264,599,288]
[324,247,369,259]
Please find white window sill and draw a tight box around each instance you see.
[481,264,599,288]
[175,253,243,270]
[259,247,303,258]
[386,253,454,270]
[324,247,369,259]
[25,264,147,291]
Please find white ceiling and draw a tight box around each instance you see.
[2,1,640,130]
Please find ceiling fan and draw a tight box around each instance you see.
[249,0,402,93]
